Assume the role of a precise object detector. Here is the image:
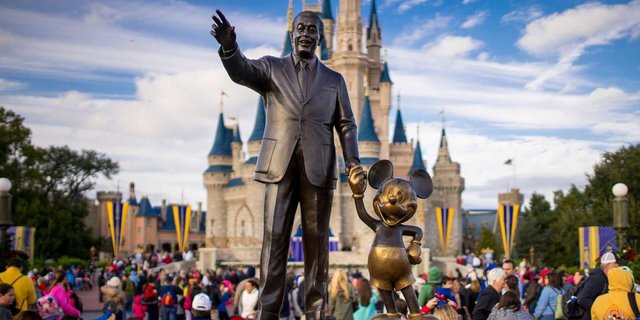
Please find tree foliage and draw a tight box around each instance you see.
[0,107,119,259]
[516,144,640,267]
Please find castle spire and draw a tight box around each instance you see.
[367,0,381,40]
[437,123,452,163]
[232,123,242,144]
[358,96,379,142]
[409,139,426,173]
[322,0,333,20]
[392,105,407,143]
[287,0,294,32]
[208,112,233,156]
[248,98,266,142]
[380,61,392,84]
[281,0,294,56]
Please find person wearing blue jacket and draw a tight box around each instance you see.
[534,271,564,320]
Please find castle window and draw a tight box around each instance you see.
[348,43,353,51]
[241,220,245,237]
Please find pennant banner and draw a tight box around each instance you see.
[288,225,340,262]
[498,204,520,258]
[579,226,617,269]
[106,201,129,257]
[7,226,36,262]
[435,207,455,255]
[172,205,192,253]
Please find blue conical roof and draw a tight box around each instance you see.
[358,96,379,142]
[367,0,381,39]
[321,41,330,60]
[138,197,156,217]
[322,0,334,20]
[208,113,233,156]
[232,124,242,144]
[282,31,293,57]
[392,108,408,143]
[410,140,426,173]
[248,97,266,142]
[380,61,392,84]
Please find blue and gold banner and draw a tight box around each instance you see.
[579,226,617,269]
[7,226,36,262]
[435,207,454,255]
[172,205,192,253]
[106,201,129,257]
[498,204,520,258]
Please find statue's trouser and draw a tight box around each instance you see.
[257,142,333,320]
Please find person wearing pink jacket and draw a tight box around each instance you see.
[47,270,81,317]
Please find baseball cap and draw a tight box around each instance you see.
[600,252,617,264]
[192,293,212,311]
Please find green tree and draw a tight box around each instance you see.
[477,224,501,257]
[546,186,590,267]
[584,145,640,249]
[0,107,119,259]
[515,192,552,266]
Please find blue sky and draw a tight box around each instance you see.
[0,0,639,209]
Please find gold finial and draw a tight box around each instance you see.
[416,125,420,141]
[287,0,294,32]
[397,92,401,110]
[439,108,445,130]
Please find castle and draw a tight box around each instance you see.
[202,0,466,264]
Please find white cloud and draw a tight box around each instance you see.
[0,78,26,91]
[398,0,428,14]
[461,11,488,29]
[404,122,613,208]
[462,0,478,4]
[517,1,640,90]
[501,6,543,24]
[421,35,483,59]
[0,3,284,80]
[393,14,452,45]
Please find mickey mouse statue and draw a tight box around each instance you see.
[348,159,433,320]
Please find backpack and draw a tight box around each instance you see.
[554,288,564,319]
[562,281,585,319]
[37,295,63,320]
[162,291,176,306]
[629,292,640,320]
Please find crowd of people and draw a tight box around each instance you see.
[1,248,640,320]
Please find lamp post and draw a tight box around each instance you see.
[612,183,629,250]
[0,178,13,264]
[0,178,12,226]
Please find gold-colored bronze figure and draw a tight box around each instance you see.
[211,9,366,320]
[349,160,433,320]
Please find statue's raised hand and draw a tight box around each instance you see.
[211,9,236,50]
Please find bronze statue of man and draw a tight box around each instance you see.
[211,9,366,320]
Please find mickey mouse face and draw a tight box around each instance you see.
[373,178,418,226]
[367,160,434,227]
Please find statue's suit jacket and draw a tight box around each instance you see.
[219,47,359,189]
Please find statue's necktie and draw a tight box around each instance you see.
[298,61,309,99]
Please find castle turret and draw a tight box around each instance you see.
[128,182,137,205]
[321,0,334,57]
[231,124,243,172]
[376,61,393,159]
[203,113,234,247]
[332,0,367,121]
[366,0,382,90]
[389,103,412,178]
[430,125,465,256]
[282,0,294,57]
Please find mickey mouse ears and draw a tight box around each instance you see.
[368,160,393,189]
[409,169,433,199]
